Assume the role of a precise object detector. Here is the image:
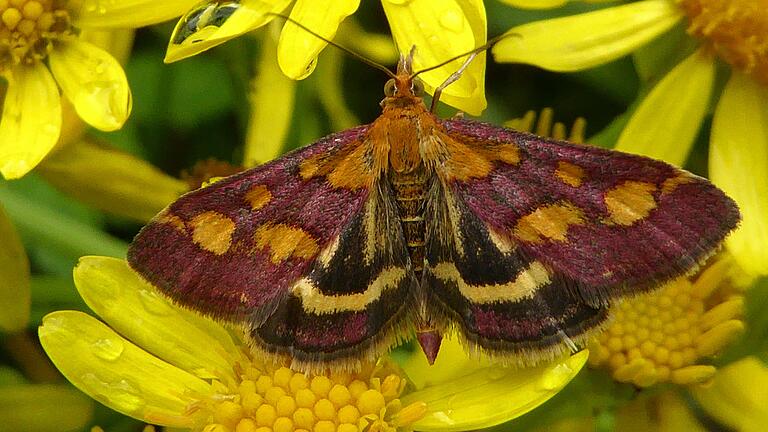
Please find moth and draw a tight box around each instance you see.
[128,51,739,371]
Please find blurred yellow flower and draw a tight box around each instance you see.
[691,355,768,431]
[38,256,585,431]
[589,256,745,387]
[0,202,29,333]
[0,0,202,179]
[0,382,94,431]
[494,0,768,276]
[166,0,488,114]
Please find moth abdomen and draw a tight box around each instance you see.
[390,165,429,277]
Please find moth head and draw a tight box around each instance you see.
[383,76,425,99]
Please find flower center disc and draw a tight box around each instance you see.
[679,0,768,83]
[0,0,72,72]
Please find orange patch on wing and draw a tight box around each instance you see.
[437,133,520,181]
[299,140,373,190]
[555,161,586,187]
[661,173,694,195]
[490,142,521,166]
[254,223,319,263]
[156,209,187,233]
[327,142,373,189]
[244,185,272,210]
[604,181,658,226]
[514,202,584,243]
[189,211,236,255]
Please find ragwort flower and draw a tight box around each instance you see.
[0,0,205,179]
[0,1,128,178]
[165,0,488,114]
[493,0,768,277]
[588,255,745,387]
[39,256,586,431]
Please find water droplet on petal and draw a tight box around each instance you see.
[81,373,145,413]
[293,57,317,80]
[485,367,506,380]
[431,411,456,425]
[138,289,172,316]
[538,363,574,391]
[76,80,124,129]
[91,337,124,361]
[439,9,464,33]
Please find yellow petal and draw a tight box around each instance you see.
[39,139,187,222]
[73,256,239,382]
[669,365,716,385]
[53,30,135,151]
[402,336,493,390]
[39,310,214,427]
[277,0,360,79]
[337,20,398,64]
[492,0,682,72]
[0,384,93,432]
[48,40,132,131]
[165,0,291,63]
[691,356,768,432]
[0,64,61,179]
[316,49,359,131]
[244,30,296,166]
[615,391,706,432]
[710,72,768,276]
[75,0,197,28]
[498,0,569,9]
[403,350,588,430]
[79,29,136,65]
[0,203,30,332]
[382,0,487,115]
[615,50,715,165]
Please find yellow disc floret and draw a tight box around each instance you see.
[678,0,768,84]
[589,256,746,387]
[0,0,73,72]
[203,359,423,432]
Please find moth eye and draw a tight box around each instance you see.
[384,79,397,97]
[412,79,425,96]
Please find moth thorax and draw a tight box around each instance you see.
[389,165,428,278]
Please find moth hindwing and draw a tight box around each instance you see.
[128,57,739,371]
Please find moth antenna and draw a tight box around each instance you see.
[429,52,476,112]
[266,12,397,79]
[411,32,520,111]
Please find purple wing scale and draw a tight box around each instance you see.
[419,118,739,362]
[129,126,371,323]
[128,125,419,368]
[442,119,740,302]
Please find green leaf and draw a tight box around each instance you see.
[167,55,237,129]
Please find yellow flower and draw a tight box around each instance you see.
[165,0,487,114]
[588,256,745,387]
[0,381,94,431]
[536,390,708,432]
[493,0,768,276]
[691,355,768,431]
[0,0,202,179]
[504,107,587,143]
[38,139,189,223]
[38,256,585,431]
